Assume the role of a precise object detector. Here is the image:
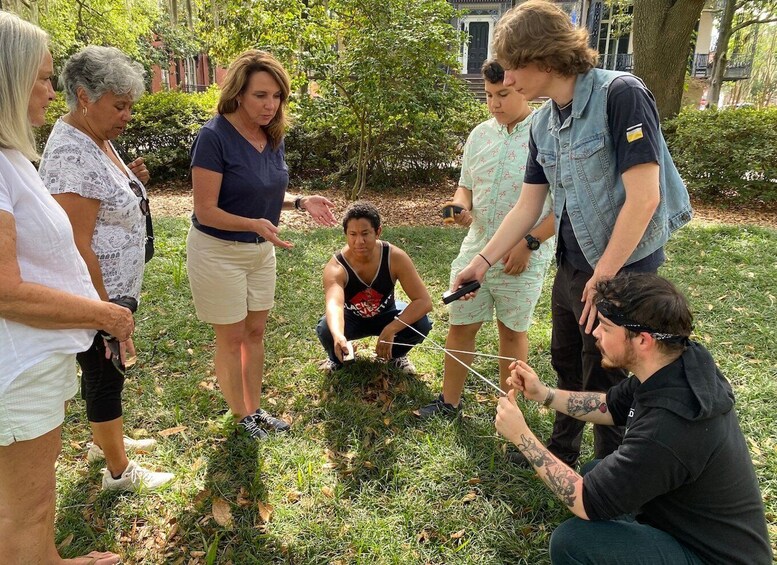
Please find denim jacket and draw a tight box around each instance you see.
[531,69,692,268]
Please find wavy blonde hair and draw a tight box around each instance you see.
[493,0,598,76]
[217,50,290,149]
[0,11,49,161]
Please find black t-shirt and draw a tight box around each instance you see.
[582,347,773,565]
[525,75,664,273]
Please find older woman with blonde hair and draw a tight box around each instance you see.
[0,11,132,564]
[39,45,174,492]
[187,49,337,439]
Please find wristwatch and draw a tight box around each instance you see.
[525,234,541,251]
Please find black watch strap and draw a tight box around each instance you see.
[525,234,541,251]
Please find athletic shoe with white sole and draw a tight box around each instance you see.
[253,409,291,432]
[87,436,158,463]
[388,356,417,375]
[101,460,174,492]
[238,415,268,440]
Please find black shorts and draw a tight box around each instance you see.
[76,334,125,422]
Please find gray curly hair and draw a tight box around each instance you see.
[61,46,145,110]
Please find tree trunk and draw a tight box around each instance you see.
[632,0,706,119]
[350,115,368,200]
[708,0,738,108]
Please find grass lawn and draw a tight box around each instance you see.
[54,218,777,564]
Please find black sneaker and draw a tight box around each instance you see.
[238,415,268,440]
[253,408,291,432]
[414,394,462,420]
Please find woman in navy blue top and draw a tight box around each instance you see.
[186,50,336,440]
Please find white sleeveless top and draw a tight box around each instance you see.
[0,148,98,395]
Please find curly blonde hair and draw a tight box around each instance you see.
[217,50,290,149]
[493,0,598,76]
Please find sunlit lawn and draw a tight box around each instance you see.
[54,217,777,564]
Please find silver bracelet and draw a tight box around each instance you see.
[542,387,555,407]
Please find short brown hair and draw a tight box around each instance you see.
[595,273,693,356]
[217,50,290,149]
[493,0,598,76]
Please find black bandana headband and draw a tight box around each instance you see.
[597,299,690,344]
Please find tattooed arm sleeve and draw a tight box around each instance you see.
[548,390,614,426]
[516,430,589,519]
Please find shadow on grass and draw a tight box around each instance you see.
[317,353,562,562]
[170,429,303,563]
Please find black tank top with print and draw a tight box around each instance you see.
[335,241,396,319]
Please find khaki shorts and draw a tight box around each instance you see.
[187,227,277,325]
[0,353,78,446]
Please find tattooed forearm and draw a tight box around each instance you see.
[517,434,555,468]
[545,463,579,507]
[518,434,580,508]
[566,392,608,416]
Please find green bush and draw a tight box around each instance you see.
[119,87,218,183]
[286,88,490,190]
[663,107,777,204]
[38,88,218,185]
[38,84,489,190]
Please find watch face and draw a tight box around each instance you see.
[526,235,540,250]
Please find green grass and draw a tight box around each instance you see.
[55,218,777,564]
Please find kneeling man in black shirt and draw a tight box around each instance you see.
[496,272,772,565]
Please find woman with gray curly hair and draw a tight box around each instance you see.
[39,45,173,491]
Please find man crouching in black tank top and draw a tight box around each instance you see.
[315,201,432,375]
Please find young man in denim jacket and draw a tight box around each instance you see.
[453,0,692,467]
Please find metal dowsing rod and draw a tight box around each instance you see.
[379,341,516,362]
[391,317,507,396]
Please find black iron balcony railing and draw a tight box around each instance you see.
[598,52,752,81]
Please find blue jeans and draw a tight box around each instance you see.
[550,460,704,565]
[316,300,432,366]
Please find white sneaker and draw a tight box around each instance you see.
[388,356,417,375]
[101,460,174,492]
[87,436,157,463]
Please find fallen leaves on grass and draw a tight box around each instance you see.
[321,486,335,499]
[212,497,233,527]
[461,491,477,504]
[257,501,274,523]
[237,486,252,507]
[158,425,187,437]
[57,533,74,551]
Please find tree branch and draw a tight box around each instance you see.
[732,15,777,33]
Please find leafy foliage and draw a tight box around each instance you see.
[197,0,483,198]
[36,0,160,66]
[37,89,219,184]
[663,107,777,203]
[117,87,219,182]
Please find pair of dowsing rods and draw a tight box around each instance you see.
[380,341,515,362]
[391,317,508,396]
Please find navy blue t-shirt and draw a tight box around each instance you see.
[190,114,289,243]
[525,75,664,273]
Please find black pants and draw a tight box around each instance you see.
[546,260,627,465]
[316,300,432,366]
[76,334,125,422]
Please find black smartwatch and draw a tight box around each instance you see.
[525,234,541,251]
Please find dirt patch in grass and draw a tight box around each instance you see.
[150,180,777,229]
